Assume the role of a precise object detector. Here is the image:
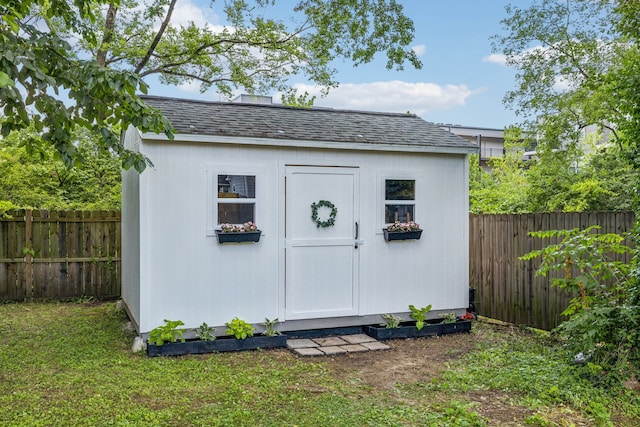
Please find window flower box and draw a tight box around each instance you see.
[216,222,261,244]
[383,229,423,241]
[383,221,423,241]
[216,230,262,244]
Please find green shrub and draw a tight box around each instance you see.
[381,313,403,328]
[262,318,281,336]
[409,304,432,331]
[225,317,254,340]
[521,226,639,385]
[149,319,185,346]
[195,322,216,341]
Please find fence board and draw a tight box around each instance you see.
[8,213,26,300]
[470,211,635,330]
[0,219,7,299]
[66,211,79,294]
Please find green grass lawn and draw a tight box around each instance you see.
[0,301,638,426]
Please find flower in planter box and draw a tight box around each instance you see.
[385,221,421,232]
[219,221,259,232]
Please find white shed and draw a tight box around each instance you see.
[122,95,477,335]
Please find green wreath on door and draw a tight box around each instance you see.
[310,200,338,228]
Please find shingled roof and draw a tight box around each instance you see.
[141,95,476,152]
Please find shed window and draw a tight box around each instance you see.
[217,175,256,224]
[385,179,415,223]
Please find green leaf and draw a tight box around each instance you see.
[0,71,14,88]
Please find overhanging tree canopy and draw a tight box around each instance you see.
[0,0,421,171]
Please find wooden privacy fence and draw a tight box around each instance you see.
[470,212,635,330]
[1,209,635,329]
[0,210,120,301]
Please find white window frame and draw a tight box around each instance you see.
[206,164,265,236]
[377,171,423,233]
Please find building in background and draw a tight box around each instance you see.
[439,125,505,171]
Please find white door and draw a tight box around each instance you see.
[285,166,360,319]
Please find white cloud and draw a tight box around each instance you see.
[484,45,549,67]
[412,44,427,57]
[170,0,218,28]
[289,81,482,115]
[482,53,507,65]
[552,75,576,92]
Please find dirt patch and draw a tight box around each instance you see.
[321,332,479,390]
[295,322,613,426]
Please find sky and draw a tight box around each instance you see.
[148,0,523,130]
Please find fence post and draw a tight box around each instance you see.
[24,209,33,301]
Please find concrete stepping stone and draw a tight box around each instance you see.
[292,347,324,356]
[319,346,348,355]
[314,336,349,346]
[340,344,369,353]
[361,341,390,351]
[340,334,376,344]
[287,339,319,349]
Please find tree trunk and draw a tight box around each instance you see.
[97,3,118,67]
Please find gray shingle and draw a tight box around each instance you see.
[141,95,477,150]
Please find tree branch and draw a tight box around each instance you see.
[134,0,177,75]
[137,36,298,78]
[151,61,297,86]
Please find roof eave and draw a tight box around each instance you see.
[140,132,478,155]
